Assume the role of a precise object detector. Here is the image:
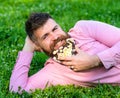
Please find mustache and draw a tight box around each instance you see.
[49,36,69,55]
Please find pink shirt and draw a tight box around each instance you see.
[9,20,120,93]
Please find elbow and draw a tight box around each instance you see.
[9,83,23,94]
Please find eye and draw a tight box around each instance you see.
[43,33,49,39]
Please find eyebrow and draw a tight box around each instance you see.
[52,25,58,32]
[41,25,58,40]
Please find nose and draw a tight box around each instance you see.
[51,32,58,40]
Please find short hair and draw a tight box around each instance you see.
[25,12,52,41]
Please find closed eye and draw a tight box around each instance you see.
[42,33,49,39]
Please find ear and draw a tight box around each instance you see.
[34,41,43,52]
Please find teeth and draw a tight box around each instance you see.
[54,40,63,50]
[59,46,63,49]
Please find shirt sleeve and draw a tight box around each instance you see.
[9,51,54,93]
[69,20,120,69]
[9,51,33,93]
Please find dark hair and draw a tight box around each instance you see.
[25,12,52,41]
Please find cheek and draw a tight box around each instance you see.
[41,40,51,50]
[61,31,67,36]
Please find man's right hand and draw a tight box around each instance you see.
[22,36,42,52]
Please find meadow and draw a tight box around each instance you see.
[0,0,120,97]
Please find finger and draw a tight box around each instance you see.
[58,56,73,61]
[75,46,81,53]
[73,68,78,72]
[69,66,79,72]
[70,65,74,69]
[68,66,75,70]
[75,46,84,54]
[61,61,73,66]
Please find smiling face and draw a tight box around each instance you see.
[34,19,69,56]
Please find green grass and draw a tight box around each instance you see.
[0,0,120,97]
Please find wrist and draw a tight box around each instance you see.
[92,55,102,67]
[22,43,34,53]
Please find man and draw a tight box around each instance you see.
[9,12,120,93]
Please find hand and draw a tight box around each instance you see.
[22,36,42,52]
[59,46,101,71]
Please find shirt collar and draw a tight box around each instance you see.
[44,58,56,66]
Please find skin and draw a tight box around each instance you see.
[34,19,69,55]
[59,46,101,71]
[23,18,101,71]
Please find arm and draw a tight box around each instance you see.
[9,37,46,93]
[60,20,120,71]
[73,20,120,47]
[9,51,33,93]
[70,20,120,69]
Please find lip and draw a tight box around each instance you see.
[54,40,66,50]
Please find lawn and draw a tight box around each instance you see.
[0,0,120,97]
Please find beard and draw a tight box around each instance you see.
[42,34,70,56]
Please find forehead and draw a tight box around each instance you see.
[34,19,57,38]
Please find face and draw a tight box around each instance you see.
[34,19,69,56]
